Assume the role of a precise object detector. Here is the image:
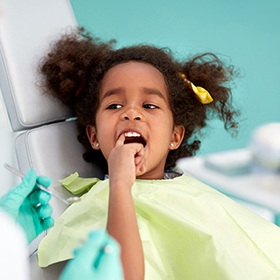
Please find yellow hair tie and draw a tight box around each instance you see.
[180,73,213,104]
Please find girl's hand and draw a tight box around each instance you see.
[108,134,146,189]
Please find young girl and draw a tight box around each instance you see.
[37,28,280,279]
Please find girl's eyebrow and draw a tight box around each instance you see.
[100,87,123,102]
[101,87,166,102]
[142,87,166,101]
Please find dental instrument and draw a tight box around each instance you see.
[4,163,80,205]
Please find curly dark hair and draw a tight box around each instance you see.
[39,27,239,173]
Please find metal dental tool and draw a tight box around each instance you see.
[4,163,80,205]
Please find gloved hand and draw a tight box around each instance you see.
[0,168,54,243]
[59,230,123,280]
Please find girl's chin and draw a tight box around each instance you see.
[136,169,146,178]
[136,169,165,180]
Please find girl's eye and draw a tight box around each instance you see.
[143,104,158,109]
[106,104,122,109]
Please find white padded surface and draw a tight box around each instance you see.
[0,0,77,131]
[15,120,104,218]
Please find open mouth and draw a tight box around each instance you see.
[123,132,147,147]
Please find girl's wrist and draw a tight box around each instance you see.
[109,180,134,196]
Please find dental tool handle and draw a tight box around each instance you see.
[35,184,70,205]
[4,163,70,205]
[4,163,25,179]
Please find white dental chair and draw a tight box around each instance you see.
[0,1,103,278]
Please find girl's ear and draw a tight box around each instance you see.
[86,125,100,150]
[169,125,185,150]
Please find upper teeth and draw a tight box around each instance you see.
[124,132,141,137]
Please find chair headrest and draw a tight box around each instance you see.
[0,0,77,131]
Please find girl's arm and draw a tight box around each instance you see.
[106,137,145,280]
[107,186,144,280]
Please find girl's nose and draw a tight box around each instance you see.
[122,107,142,121]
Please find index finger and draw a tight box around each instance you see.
[37,176,52,188]
[115,134,125,147]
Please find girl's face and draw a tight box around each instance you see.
[87,61,184,179]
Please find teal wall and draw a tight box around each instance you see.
[70,0,280,156]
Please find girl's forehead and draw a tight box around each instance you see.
[105,61,164,78]
[101,61,167,90]
[98,62,169,103]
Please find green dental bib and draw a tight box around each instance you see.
[38,173,280,279]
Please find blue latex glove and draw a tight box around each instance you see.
[59,230,123,280]
[0,168,54,243]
